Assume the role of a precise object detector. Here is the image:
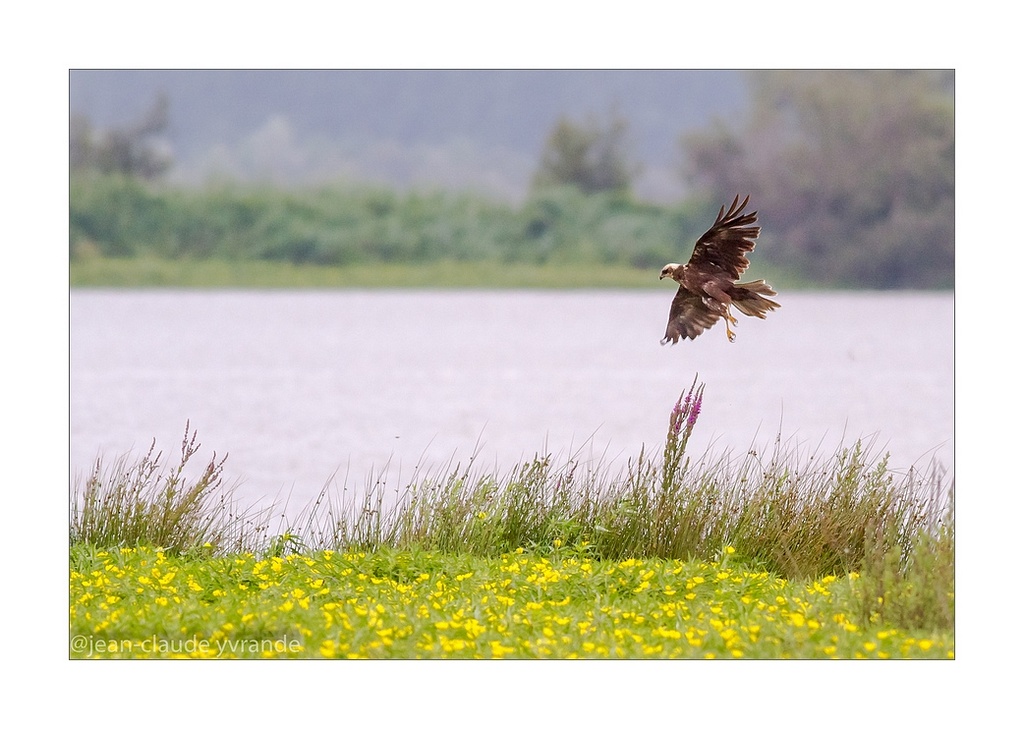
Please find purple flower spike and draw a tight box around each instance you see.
[687,394,702,428]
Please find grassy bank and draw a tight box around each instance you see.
[70,384,953,657]
[69,257,675,289]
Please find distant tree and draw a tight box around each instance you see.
[681,71,953,288]
[70,93,173,179]
[532,110,640,195]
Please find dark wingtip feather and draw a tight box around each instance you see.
[718,194,749,224]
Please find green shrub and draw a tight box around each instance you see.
[70,175,697,270]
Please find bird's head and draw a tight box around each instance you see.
[659,264,680,280]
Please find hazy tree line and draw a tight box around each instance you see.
[681,71,953,288]
[70,71,953,288]
[70,94,173,180]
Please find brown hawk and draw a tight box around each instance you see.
[660,195,779,344]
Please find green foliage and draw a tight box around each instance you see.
[70,174,690,272]
[515,185,676,266]
[532,110,640,195]
[68,73,954,289]
[681,70,953,288]
[855,480,954,631]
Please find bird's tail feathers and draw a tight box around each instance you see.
[732,279,780,318]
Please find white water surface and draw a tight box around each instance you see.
[71,290,953,516]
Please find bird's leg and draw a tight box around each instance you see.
[702,281,739,342]
[725,306,738,326]
[722,304,737,342]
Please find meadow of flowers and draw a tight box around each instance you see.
[70,380,953,659]
[69,543,951,659]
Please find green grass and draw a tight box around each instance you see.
[69,254,798,291]
[70,383,953,657]
[70,421,273,555]
[69,256,669,289]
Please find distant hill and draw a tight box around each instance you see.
[69,70,747,202]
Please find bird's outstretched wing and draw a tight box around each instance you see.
[662,286,721,344]
[686,194,760,281]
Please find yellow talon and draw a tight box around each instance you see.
[724,307,738,342]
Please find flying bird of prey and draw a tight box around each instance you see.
[660,195,779,344]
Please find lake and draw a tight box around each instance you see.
[70,290,953,517]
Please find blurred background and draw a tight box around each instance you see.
[69,70,954,509]
[70,69,953,289]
